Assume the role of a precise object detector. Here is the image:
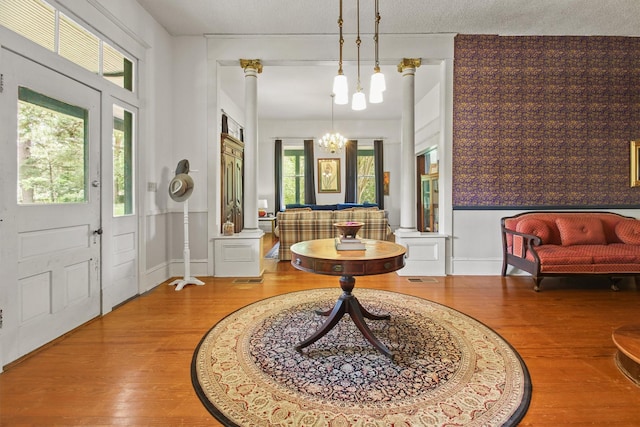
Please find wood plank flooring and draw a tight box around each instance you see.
[1,235,640,426]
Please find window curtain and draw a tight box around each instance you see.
[344,140,358,203]
[274,139,283,213]
[303,140,317,205]
[374,139,384,209]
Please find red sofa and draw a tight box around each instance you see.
[501,211,640,291]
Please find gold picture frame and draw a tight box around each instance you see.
[631,141,640,187]
[318,158,340,193]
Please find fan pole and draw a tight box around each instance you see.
[169,199,205,291]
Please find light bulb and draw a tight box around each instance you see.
[352,91,366,111]
[369,88,383,104]
[333,74,348,104]
[370,71,386,93]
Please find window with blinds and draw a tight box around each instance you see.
[0,0,135,92]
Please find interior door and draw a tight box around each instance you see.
[0,49,101,365]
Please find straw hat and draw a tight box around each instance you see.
[169,173,194,202]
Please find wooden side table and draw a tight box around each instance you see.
[290,238,406,358]
[258,216,276,233]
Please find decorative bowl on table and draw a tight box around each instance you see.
[334,221,364,240]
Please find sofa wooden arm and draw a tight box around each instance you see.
[501,226,542,277]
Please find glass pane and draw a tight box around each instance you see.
[0,0,55,51]
[113,105,134,216]
[59,12,99,74]
[103,42,134,91]
[17,87,87,204]
[357,149,375,204]
[283,149,304,205]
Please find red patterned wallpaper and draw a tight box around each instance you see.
[453,35,640,209]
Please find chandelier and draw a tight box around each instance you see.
[332,0,386,111]
[319,94,347,154]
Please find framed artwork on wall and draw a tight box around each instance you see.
[631,140,640,187]
[383,171,390,195]
[318,158,340,193]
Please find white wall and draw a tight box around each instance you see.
[167,36,209,277]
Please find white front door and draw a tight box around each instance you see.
[0,49,101,365]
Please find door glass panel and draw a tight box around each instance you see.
[113,105,134,216]
[17,87,88,204]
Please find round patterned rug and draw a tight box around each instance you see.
[192,288,531,426]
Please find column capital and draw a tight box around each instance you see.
[240,59,263,73]
[397,58,421,73]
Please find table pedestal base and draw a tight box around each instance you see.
[295,275,393,359]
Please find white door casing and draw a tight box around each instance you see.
[0,49,101,365]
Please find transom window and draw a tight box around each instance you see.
[0,0,135,91]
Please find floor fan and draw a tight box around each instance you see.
[167,159,204,291]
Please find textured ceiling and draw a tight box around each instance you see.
[136,0,640,122]
[137,0,640,37]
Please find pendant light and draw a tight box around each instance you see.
[351,0,366,111]
[332,0,348,105]
[369,0,385,103]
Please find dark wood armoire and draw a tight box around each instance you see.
[221,133,244,233]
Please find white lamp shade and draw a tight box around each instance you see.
[369,88,383,104]
[258,199,268,209]
[370,71,386,93]
[351,91,367,111]
[333,74,348,104]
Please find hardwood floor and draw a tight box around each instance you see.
[2,235,640,426]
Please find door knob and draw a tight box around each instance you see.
[93,228,103,235]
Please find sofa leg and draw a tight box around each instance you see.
[533,277,543,292]
[610,277,621,292]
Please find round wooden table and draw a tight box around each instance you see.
[612,324,640,386]
[290,238,406,358]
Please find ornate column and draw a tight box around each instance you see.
[393,58,446,276]
[212,59,264,278]
[240,59,262,231]
[397,58,421,233]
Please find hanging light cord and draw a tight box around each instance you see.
[356,0,361,91]
[331,94,335,130]
[374,0,380,73]
[338,0,344,77]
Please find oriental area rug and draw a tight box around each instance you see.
[191,288,531,426]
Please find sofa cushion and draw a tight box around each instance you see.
[615,219,640,245]
[535,245,594,265]
[571,245,639,264]
[515,218,552,244]
[555,217,606,246]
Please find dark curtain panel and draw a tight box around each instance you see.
[374,140,384,209]
[344,140,358,203]
[274,139,283,213]
[303,140,317,205]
